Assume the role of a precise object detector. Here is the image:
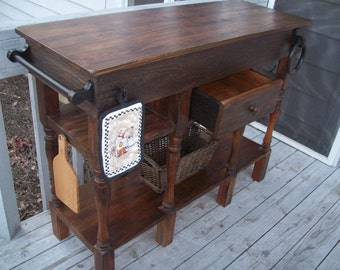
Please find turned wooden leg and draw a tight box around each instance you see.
[35,79,69,239]
[45,127,70,239]
[252,99,278,181]
[253,57,288,182]
[44,128,60,206]
[94,174,114,270]
[156,135,181,247]
[217,127,244,207]
[157,90,191,247]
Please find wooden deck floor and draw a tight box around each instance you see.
[0,126,339,270]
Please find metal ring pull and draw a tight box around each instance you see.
[7,45,94,105]
[287,35,306,74]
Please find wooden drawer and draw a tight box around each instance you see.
[190,70,283,138]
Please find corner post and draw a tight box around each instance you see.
[252,57,288,181]
[156,89,192,247]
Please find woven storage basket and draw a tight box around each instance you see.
[140,123,218,193]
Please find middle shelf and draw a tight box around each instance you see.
[47,104,176,160]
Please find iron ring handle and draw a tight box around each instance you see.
[287,35,306,74]
[7,45,94,105]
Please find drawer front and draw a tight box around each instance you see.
[216,81,282,136]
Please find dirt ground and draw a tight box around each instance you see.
[0,75,42,220]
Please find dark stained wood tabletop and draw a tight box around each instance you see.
[16,1,311,76]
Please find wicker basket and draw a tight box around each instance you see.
[140,123,218,193]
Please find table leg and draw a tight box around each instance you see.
[156,90,191,247]
[36,80,70,239]
[94,175,115,270]
[156,211,176,247]
[252,57,287,181]
[217,127,245,207]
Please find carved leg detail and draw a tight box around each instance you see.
[45,127,70,239]
[158,90,192,246]
[94,174,114,270]
[44,127,61,206]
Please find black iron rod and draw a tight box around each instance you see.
[7,47,94,105]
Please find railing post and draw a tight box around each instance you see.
[28,74,85,207]
[28,74,51,210]
[0,102,21,240]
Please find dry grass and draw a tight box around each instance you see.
[0,75,42,220]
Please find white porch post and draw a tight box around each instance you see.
[28,74,85,205]
[28,74,51,210]
[267,0,276,8]
[0,102,20,240]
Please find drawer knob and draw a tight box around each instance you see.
[248,105,259,115]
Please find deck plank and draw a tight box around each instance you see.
[174,159,337,270]
[0,13,12,21]
[0,2,33,21]
[274,198,340,270]
[1,0,58,18]
[0,223,60,269]
[123,149,315,269]
[29,0,92,15]
[70,0,106,10]
[11,236,88,270]
[317,240,340,270]
[14,211,51,239]
[225,164,340,270]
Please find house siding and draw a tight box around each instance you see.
[271,0,340,156]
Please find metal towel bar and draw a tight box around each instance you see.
[7,45,94,105]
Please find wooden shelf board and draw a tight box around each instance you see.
[47,105,175,159]
[174,137,267,209]
[53,169,165,250]
[144,108,175,143]
[237,137,267,172]
[175,168,226,210]
[47,104,89,157]
[54,167,230,251]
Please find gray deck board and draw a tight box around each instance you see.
[1,127,338,270]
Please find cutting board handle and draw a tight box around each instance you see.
[58,134,67,156]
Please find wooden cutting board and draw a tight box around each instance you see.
[53,134,80,213]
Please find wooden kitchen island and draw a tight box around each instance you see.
[8,1,311,269]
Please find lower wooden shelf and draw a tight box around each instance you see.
[52,169,165,250]
[51,135,265,251]
[237,136,268,172]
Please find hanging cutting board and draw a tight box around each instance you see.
[53,134,80,213]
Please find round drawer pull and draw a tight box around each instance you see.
[248,105,259,115]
